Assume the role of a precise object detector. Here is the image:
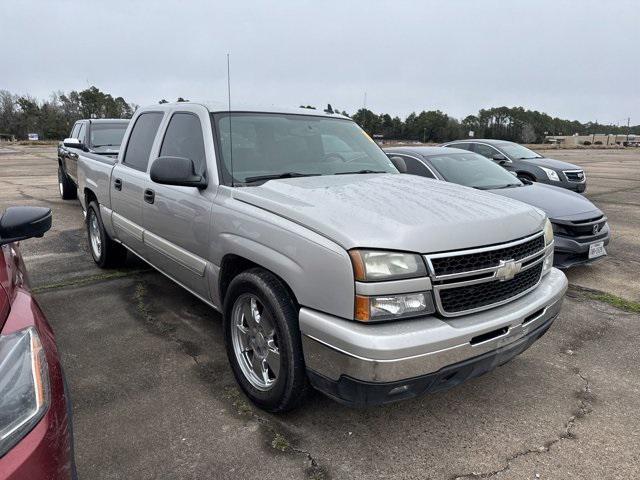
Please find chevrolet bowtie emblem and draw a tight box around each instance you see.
[496,259,522,281]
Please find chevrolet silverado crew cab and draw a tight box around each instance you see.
[58,118,129,200]
[77,102,568,412]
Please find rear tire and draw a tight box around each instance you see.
[58,165,77,200]
[86,201,127,268]
[223,268,309,413]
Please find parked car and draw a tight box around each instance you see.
[385,147,610,268]
[77,102,567,411]
[442,139,587,193]
[58,119,130,200]
[0,206,77,479]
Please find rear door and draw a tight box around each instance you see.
[142,108,214,298]
[110,112,164,255]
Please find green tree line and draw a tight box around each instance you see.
[350,106,639,143]
[1,86,637,143]
[0,86,135,140]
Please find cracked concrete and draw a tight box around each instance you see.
[3,145,640,479]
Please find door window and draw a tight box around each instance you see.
[70,123,81,139]
[448,142,471,151]
[123,112,164,172]
[77,123,87,144]
[473,143,500,159]
[159,113,207,174]
[403,156,436,178]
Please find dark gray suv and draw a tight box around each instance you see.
[443,139,586,193]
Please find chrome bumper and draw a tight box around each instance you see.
[300,267,567,383]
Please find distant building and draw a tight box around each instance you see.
[545,134,638,146]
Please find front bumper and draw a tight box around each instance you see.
[553,225,611,269]
[301,267,567,406]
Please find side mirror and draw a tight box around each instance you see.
[63,138,86,150]
[150,156,208,189]
[492,153,509,165]
[389,156,407,173]
[0,207,52,246]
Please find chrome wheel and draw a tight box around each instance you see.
[58,169,64,197]
[230,294,281,391]
[88,210,102,259]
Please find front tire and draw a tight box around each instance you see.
[223,268,309,412]
[86,201,127,268]
[58,165,77,200]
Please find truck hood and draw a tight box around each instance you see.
[521,157,580,170]
[488,183,602,220]
[232,174,545,253]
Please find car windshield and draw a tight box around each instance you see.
[498,143,542,160]
[212,113,397,185]
[90,123,128,148]
[426,152,523,190]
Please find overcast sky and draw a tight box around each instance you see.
[2,0,638,124]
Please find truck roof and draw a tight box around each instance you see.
[76,118,130,124]
[143,101,350,119]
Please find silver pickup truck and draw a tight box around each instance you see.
[77,102,567,412]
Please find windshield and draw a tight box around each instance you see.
[498,143,542,160]
[90,123,128,148]
[426,152,523,189]
[212,113,397,185]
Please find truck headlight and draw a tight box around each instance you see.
[0,327,50,457]
[349,250,427,282]
[355,292,435,322]
[539,166,560,182]
[542,218,554,274]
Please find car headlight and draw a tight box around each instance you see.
[542,218,554,274]
[0,327,50,457]
[539,166,560,182]
[349,250,427,281]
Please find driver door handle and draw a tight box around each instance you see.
[144,188,155,204]
[113,178,122,191]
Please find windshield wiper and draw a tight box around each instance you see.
[334,169,386,175]
[518,156,542,159]
[243,172,321,184]
[474,183,521,190]
[92,144,119,148]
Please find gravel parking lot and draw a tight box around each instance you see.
[1,145,639,479]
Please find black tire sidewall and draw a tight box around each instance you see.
[223,270,304,412]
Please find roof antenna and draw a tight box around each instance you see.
[227,53,234,186]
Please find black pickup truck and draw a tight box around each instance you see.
[58,119,129,199]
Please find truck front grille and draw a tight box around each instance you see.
[439,264,543,313]
[425,232,547,317]
[430,235,544,276]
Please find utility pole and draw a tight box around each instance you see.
[627,117,631,145]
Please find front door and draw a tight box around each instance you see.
[142,111,213,299]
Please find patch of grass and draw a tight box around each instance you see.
[33,269,149,293]
[589,292,640,314]
[271,433,290,452]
